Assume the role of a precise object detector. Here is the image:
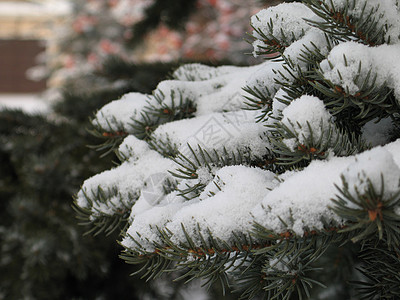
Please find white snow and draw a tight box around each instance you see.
[77,0,400,255]
[341,147,400,205]
[173,63,241,81]
[270,88,289,119]
[117,135,152,160]
[283,28,329,70]
[76,144,174,218]
[320,42,400,98]
[326,0,400,44]
[280,95,334,151]
[153,64,263,116]
[251,2,315,56]
[0,1,72,17]
[122,139,400,251]
[122,165,278,250]
[167,166,277,246]
[92,64,266,134]
[0,94,50,114]
[244,60,289,104]
[253,141,400,235]
[251,2,314,42]
[92,92,150,132]
[151,110,269,161]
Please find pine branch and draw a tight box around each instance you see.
[75,1,400,298]
[268,118,367,169]
[310,66,398,127]
[73,186,132,236]
[74,202,129,236]
[123,222,350,299]
[87,126,128,157]
[331,174,400,246]
[250,16,292,59]
[144,88,197,122]
[304,0,386,46]
[89,88,196,156]
[170,144,255,200]
[353,239,400,299]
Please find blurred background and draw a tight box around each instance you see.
[0,1,280,299]
[0,0,70,111]
[0,0,278,111]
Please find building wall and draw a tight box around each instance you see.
[0,39,46,93]
[0,1,70,93]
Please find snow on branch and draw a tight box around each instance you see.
[76,0,400,297]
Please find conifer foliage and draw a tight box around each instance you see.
[76,0,400,299]
[0,63,185,300]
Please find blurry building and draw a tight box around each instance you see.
[0,0,71,93]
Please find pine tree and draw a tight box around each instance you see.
[3,1,268,298]
[75,0,400,299]
[0,62,190,299]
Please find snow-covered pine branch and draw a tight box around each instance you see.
[76,0,400,298]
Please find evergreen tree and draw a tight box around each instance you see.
[0,62,189,299]
[76,0,400,299]
[2,1,277,298]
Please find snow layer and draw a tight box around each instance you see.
[270,88,289,118]
[244,61,290,102]
[283,29,329,70]
[280,95,334,151]
[173,63,241,81]
[92,92,149,132]
[122,140,400,251]
[122,166,278,251]
[76,139,174,218]
[79,0,400,254]
[118,135,154,160]
[0,94,50,114]
[251,3,314,46]
[151,110,269,160]
[253,143,400,235]
[153,64,264,115]
[320,42,400,99]
[92,63,270,134]
[341,148,400,204]
[250,1,328,64]
[326,0,400,44]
